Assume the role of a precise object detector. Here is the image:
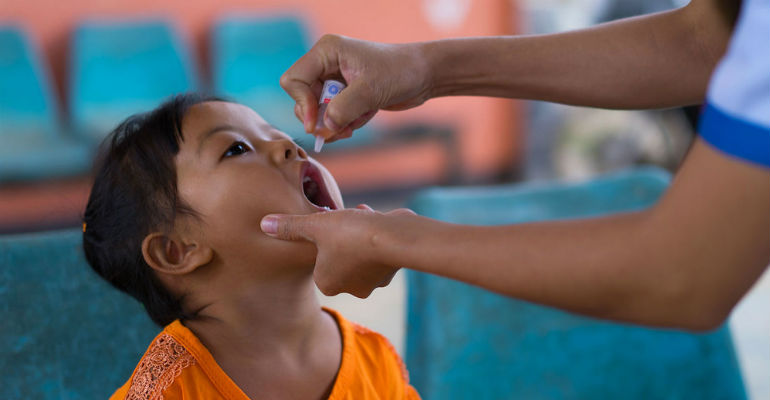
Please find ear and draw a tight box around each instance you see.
[141,232,213,275]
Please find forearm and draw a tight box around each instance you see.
[422,0,736,109]
[382,210,676,326]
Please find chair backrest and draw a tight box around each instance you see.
[0,26,93,183]
[406,167,747,400]
[211,15,309,141]
[210,15,375,150]
[69,19,198,142]
[0,26,58,138]
[0,229,159,399]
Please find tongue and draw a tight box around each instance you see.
[303,178,320,205]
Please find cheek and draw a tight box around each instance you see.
[201,192,318,270]
[178,168,317,266]
[203,185,305,237]
[180,178,311,260]
[211,224,318,267]
[181,170,306,224]
[206,208,318,272]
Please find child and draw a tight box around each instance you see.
[82,94,420,399]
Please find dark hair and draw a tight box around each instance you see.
[82,93,222,327]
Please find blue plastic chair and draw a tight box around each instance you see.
[406,167,747,400]
[69,20,198,143]
[0,26,91,182]
[211,15,376,151]
[0,229,159,399]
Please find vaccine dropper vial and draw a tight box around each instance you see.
[314,79,346,153]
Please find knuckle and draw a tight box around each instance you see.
[294,106,303,122]
[319,34,342,47]
[322,284,341,296]
[279,73,291,90]
[314,274,335,295]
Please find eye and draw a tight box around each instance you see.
[222,141,250,159]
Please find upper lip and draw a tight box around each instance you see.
[299,161,337,211]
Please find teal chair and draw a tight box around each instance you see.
[210,15,376,151]
[406,167,747,400]
[0,229,158,399]
[0,26,91,182]
[69,20,199,143]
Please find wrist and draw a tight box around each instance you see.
[367,213,401,267]
[401,41,436,105]
[418,38,488,99]
[370,212,438,271]
[415,41,440,101]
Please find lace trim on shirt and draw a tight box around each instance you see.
[126,333,196,400]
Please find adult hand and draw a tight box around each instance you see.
[260,204,416,298]
[280,35,433,143]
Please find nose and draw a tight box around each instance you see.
[268,138,307,165]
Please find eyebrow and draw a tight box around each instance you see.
[197,125,238,155]
[196,122,284,154]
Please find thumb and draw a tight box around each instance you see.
[323,79,376,134]
[260,214,318,242]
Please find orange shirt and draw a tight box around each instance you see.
[111,308,420,399]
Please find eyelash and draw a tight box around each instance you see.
[222,141,251,159]
[292,137,308,148]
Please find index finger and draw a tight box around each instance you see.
[280,41,339,133]
[261,213,322,242]
[280,68,319,133]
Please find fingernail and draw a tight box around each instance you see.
[260,215,278,234]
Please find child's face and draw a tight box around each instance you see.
[174,101,343,272]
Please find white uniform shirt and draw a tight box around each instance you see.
[699,0,770,167]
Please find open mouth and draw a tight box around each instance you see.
[301,162,337,211]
